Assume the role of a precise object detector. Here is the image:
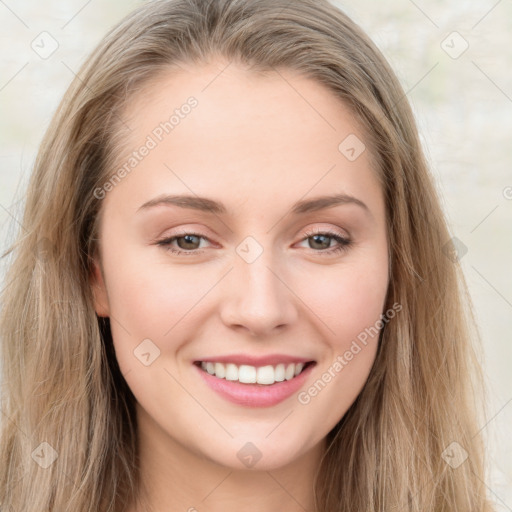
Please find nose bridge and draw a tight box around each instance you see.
[219,237,298,335]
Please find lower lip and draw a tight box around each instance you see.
[195,363,315,408]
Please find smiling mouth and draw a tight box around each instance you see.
[194,361,315,386]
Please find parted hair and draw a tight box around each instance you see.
[0,0,493,510]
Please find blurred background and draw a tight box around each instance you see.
[0,0,511,507]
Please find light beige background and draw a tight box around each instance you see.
[1,0,511,507]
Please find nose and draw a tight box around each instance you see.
[219,248,299,337]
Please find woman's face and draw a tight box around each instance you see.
[92,60,389,471]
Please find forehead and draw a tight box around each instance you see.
[122,60,369,145]
[106,60,382,217]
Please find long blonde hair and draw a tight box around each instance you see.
[0,0,494,510]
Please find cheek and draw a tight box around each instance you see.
[295,255,389,349]
[103,257,208,414]
[104,247,205,327]
[290,254,388,414]
[103,249,223,369]
[313,271,388,417]
[334,267,387,345]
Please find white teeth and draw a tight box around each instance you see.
[256,365,275,385]
[274,363,285,382]
[214,362,226,379]
[199,361,309,385]
[285,363,295,381]
[225,363,238,381]
[238,365,257,383]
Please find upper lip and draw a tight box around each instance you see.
[195,354,315,366]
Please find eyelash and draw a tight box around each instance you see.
[155,228,352,257]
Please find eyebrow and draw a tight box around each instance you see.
[137,193,371,217]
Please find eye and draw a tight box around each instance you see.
[298,228,352,255]
[156,232,211,255]
[155,228,352,257]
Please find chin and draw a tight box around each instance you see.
[198,431,320,472]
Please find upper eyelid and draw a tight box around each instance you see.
[302,226,349,238]
[160,221,349,238]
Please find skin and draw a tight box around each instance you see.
[91,59,389,512]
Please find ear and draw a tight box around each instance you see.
[90,257,110,317]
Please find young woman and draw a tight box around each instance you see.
[0,0,494,510]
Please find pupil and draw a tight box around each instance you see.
[178,235,199,250]
[311,234,329,250]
